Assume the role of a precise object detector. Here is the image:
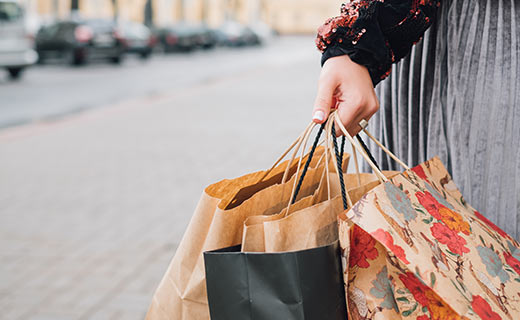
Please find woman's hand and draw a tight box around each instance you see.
[312,55,379,136]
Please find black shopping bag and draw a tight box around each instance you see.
[203,241,347,320]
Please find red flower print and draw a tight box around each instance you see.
[412,165,429,181]
[401,272,463,320]
[350,225,379,268]
[371,229,410,264]
[430,222,470,256]
[471,295,502,320]
[504,252,520,275]
[473,210,511,240]
[416,191,442,219]
[398,272,430,307]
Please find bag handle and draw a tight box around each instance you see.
[283,122,329,217]
[325,116,353,209]
[283,118,352,216]
[289,123,326,205]
[332,122,350,210]
[358,123,410,171]
[333,112,410,183]
[333,112,387,183]
[257,122,315,184]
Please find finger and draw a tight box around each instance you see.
[345,115,365,137]
[347,99,379,135]
[338,95,379,136]
[312,77,336,124]
[334,99,362,136]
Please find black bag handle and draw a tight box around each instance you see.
[290,122,348,210]
[291,120,380,211]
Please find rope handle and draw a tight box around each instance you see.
[290,123,325,205]
[333,112,388,183]
[284,119,350,216]
[332,122,349,210]
[283,122,328,217]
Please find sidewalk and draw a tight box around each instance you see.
[0,39,323,319]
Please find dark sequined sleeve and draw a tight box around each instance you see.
[316,0,441,85]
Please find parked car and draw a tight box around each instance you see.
[35,18,126,65]
[0,0,38,79]
[216,21,261,47]
[120,21,156,59]
[157,23,200,53]
[249,22,275,44]
[193,24,218,49]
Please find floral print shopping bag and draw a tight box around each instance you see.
[332,112,520,320]
[339,157,520,320]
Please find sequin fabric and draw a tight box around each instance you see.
[317,0,441,85]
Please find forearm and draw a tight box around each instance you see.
[316,0,441,86]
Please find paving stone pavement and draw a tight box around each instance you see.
[0,38,327,319]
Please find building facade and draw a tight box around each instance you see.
[22,0,343,34]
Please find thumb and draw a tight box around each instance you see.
[312,78,336,124]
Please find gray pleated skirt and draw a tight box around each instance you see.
[368,0,520,239]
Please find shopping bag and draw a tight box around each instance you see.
[241,152,356,252]
[204,242,347,320]
[241,126,398,253]
[333,112,520,319]
[203,121,348,320]
[146,128,334,319]
[243,170,399,253]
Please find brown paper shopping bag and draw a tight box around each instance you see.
[146,126,336,319]
[333,112,520,320]
[242,122,398,253]
[258,171,398,253]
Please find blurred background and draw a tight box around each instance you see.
[0,0,343,319]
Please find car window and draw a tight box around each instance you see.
[124,23,149,38]
[86,19,114,33]
[38,24,60,37]
[56,22,74,36]
[0,2,23,22]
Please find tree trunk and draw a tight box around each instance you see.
[70,0,79,11]
[144,0,153,27]
[53,0,59,18]
[112,0,118,21]
[200,0,208,23]
[176,0,184,21]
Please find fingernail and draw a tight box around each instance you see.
[313,110,325,122]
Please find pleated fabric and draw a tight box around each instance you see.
[368,0,520,239]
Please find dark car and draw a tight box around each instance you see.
[193,24,218,49]
[216,22,260,47]
[120,21,156,59]
[157,24,201,53]
[36,19,126,65]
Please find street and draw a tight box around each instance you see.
[0,36,319,129]
[0,36,325,319]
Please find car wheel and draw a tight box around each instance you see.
[110,55,123,64]
[37,53,45,64]
[139,51,151,60]
[7,67,23,80]
[69,49,86,66]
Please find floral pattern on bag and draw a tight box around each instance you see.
[339,157,520,320]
